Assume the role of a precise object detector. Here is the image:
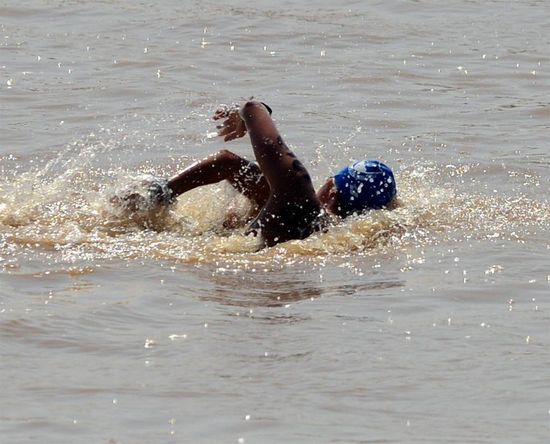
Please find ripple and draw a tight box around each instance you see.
[1,146,549,273]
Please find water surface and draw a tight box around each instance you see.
[1,1,549,443]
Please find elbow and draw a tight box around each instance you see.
[240,100,270,122]
[242,100,263,111]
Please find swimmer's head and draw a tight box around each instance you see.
[329,160,396,216]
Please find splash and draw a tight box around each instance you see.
[1,139,548,272]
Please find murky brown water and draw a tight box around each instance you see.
[1,1,549,443]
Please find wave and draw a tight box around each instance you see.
[1,134,548,271]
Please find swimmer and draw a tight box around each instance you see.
[121,100,397,247]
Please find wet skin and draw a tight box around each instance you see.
[236,102,322,246]
[167,100,345,247]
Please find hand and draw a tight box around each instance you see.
[213,104,247,142]
[109,177,173,213]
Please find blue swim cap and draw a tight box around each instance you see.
[333,160,396,215]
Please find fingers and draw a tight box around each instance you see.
[212,104,247,141]
[216,117,236,130]
[222,127,246,142]
[212,103,239,120]
[215,117,233,132]
[216,115,241,135]
[218,125,234,138]
[217,117,237,135]
[213,109,228,120]
[212,104,230,120]
[225,132,245,142]
[218,124,238,141]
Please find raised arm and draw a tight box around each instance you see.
[215,100,323,246]
[239,101,314,195]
